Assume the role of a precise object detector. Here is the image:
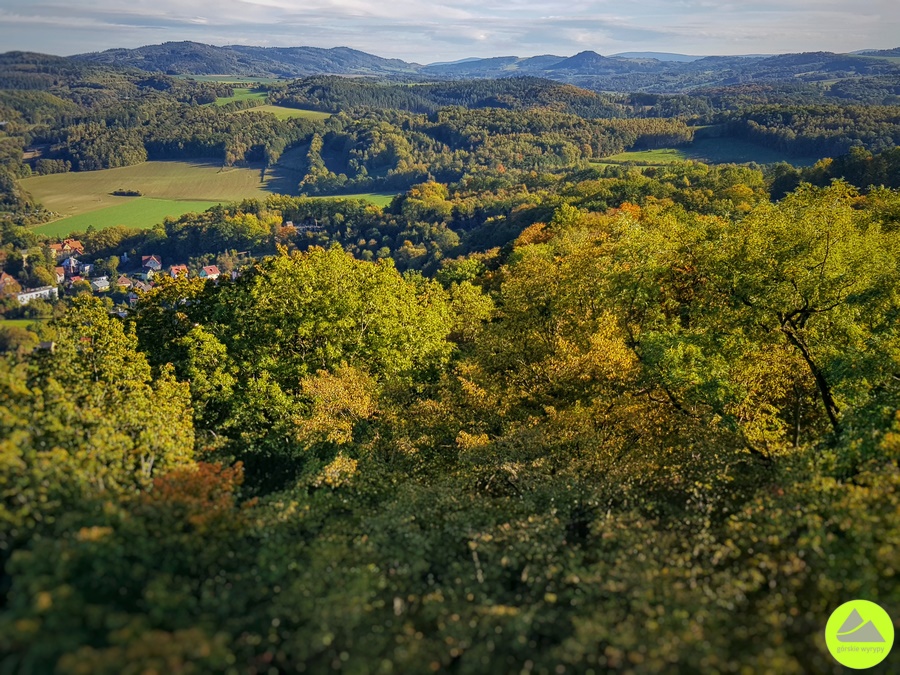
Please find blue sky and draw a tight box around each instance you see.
[0,0,896,61]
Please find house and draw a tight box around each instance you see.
[79,263,94,277]
[54,267,65,284]
[199,265,221,281]
[132,280,152,293]
[169,264,189,278]
[62,257,80,275]
[116,275,133,289]
[126,292,140,307]
[67,275,84,286]
[142,255,163,272]
[64,239,84,256]
[49,239,84,261]
[0,271,18,295]
[90,276,110,292]
[17,286,58,305]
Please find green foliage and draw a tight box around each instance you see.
[2,55,900,672]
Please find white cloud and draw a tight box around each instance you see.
[0,0,896,60]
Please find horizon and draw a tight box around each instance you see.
[0,0,898,63]
[3,40,897,66]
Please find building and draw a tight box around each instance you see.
[54,267,65,284]
[62,257,80,276]
[17,286,58,305]
[79,263,94,277]
[90,276,110,292]
[142,255,163,272]
[49,239,84,261]
[199,265,221,281]
[0,271,18,295]
[116,275,133,289]
[169,264,189,278]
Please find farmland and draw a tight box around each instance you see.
[214,87,268,106]
[21,160,395,237]
[235,105,332,121]
[185,75,286,85]
[598,138,822,167]
[32,199,219,237]
[0,319,43,329]
[21,161,274,217]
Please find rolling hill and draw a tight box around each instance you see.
[53,41,900,93]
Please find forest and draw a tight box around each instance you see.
[2,180,900,673]
[1,46,900,674]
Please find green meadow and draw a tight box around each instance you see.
[22,159,395,237]
[214,87,268,106]
[235,105,332,121]
[33,199,219,237]
[598,138,821,167]
[0,319,42,329]
[21,161,274,216]
[186,75,285,85]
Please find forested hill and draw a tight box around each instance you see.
[267,77,625,117]
[69,41,900,93]
[75,42,422,77]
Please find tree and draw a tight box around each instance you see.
[0,296,194,565]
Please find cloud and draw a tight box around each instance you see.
[0,0,896,60]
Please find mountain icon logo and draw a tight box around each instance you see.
[836,609,886,643]
[825,600,894,669]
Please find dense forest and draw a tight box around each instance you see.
[3,180,900,672]
[2,44,900,673]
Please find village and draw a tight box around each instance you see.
[3,238,230,309]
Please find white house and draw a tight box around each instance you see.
[17,286,58,305]
[91,276,110,292]
[199,265,221,281]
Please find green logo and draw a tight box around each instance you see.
[825,600,894,669]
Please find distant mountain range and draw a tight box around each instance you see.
[77,42,421,77]
[63,41,900,93]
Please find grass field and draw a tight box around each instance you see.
[21,161,275,217]
[598,138,821,167]
[0,319,44,329]
[33,199,220,237]
[22,160,396,237]
[235,105,332,121]
[214,88,268,106]
[184,75,286,85]
[323,193,395,208]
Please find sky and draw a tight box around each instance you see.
[0,0,897,62]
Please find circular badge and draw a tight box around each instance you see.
[825,600,894,669]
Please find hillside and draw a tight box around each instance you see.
[66,41,900,93]
[75,41,421,77]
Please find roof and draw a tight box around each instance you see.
[117,275,133,285]
[55,267,65,275]
[170,264,189,275]
[142,255,162,264]
[0,272,15,285]
[201,265,221,276]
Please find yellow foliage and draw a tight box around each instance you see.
[314,453,359,488]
